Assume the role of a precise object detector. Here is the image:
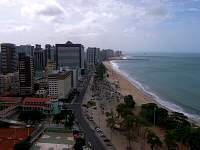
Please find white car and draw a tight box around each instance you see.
[95,127,102,132]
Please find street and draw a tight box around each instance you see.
[69,75,107,150]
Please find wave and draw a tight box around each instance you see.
[111,61,200,123]
[122,56,127,59]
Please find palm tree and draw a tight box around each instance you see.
[147,130,162,150]
[106,110,116,142]
[123,114,137,149]
[164,130,178,150]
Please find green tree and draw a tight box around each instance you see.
[14,139,30,150]
[147,130,162,150]
[141,103,158,124]
[95,63,107,80]
[64,110,75,129]
[74,138,86,150]
[166,112,191,130]
[123,114,136,149]
[106,110,116,141]
[116,103,133,119]
[186,127,200,150]
[116,103,127,116]
[164,130,178,150]
[156,107,169,126]
[18,111,46,123]
[124,95,135,108]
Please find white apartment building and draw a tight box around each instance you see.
[48,71,72,99]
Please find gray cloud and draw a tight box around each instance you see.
[37,5,64,17]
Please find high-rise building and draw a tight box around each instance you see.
[48,71,72,99]
[46,59,56,75]
[18,53,34,96]
[56,41,84,70]
[114,51,122,57]
[87,47,101,66]
[34,49,46,71]
[45,44,56,61]
[100,49,114,61]
[0,43,17,75]
[16,45,34,57]
[0,51,1,74]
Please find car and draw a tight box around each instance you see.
[104,139,110,142]
[99,132,105,137]
[95,127,102,132]
[26,125,31,128]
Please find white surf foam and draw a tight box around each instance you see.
[111,61,200,123]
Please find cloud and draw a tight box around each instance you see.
[37,5,63,17]
[1,0,199,52]
[0,24,31,33]
[20,0,67,23]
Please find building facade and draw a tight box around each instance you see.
[48,71,72,99]
[46,60,56,75]
[45,44,56,61]
[22,97,52,114]
[0,72,19,96]
[16,45,34,57]
[0,43,17,75]
[87,47,101,69]
[100,49,114,61]
[56,41,84,71]
[0,97,22,118]
[34,49,46,71]
[19,53,34,96]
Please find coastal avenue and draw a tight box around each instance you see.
[69,75,107,150]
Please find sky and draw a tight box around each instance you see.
[0,0,200,52]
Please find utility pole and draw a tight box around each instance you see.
[154,106,156,126]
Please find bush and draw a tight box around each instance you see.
[18,111,46,122]
[74,138,86,150]
[14,139,30,150]
[87,101,96,107]
[95,63,107,80]
[141,103,158,124]
[166,112,191,130]
[140,103,170,127]
[124,95,135,108]
[187,127,200,150]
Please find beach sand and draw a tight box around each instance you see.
[104,61,155,106]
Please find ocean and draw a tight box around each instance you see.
[111,53,200,122]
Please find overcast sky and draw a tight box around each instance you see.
[0,0,200,52]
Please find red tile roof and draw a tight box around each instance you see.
[23,97,50,103]
[0,128,34,150]
[0,97,20,102]
[22,105,50,109]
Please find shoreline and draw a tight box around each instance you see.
[104,61,200,126]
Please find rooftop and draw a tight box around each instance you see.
[0,97,21,103]
[23,97,50,103]
[48,71,71,80]
[0,127,34,150]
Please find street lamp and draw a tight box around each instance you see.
[154,106,156,126]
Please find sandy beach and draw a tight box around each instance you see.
[104,61,155,106]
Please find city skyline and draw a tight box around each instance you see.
[0,0,200,53]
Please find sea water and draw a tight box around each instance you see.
[111,53,200,122]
